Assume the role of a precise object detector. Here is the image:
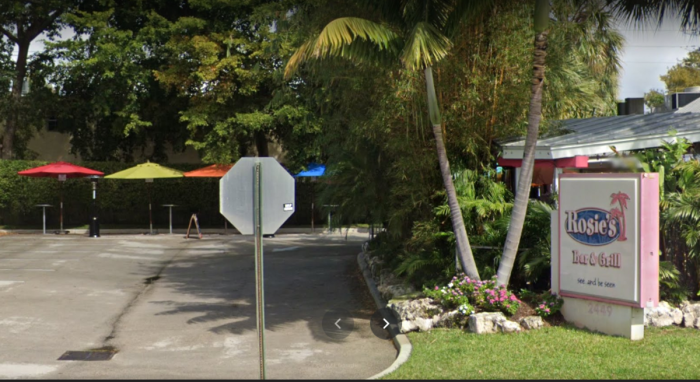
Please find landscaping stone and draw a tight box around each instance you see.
[433,310,468,329]
[378,283,416,301]
[388,298,441,322]
[683,312,695,328]
[399,320,417,333]
[672,308,684,325]
[467,312,506,334]
[365,254,384,280]
[681,302,700,328]
[414,317,434,332]
[497,320,522,334]
[644,301,683,327]
[520,316,544,330]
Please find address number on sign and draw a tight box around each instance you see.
[588,302,613,317]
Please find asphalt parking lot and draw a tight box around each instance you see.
[0,233,395,379]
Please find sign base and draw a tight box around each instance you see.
[560,297,644,340]
[551,210,645,340]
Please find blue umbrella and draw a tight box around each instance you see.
[295,163,326,177]
[295,163,325,232]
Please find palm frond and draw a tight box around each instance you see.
[399,21,452,70]
[609,0,700,31]
[443,0,493,38]
[284,17,400,79]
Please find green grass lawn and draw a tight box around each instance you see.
[385,326,700,379]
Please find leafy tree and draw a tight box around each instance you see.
[645,89,666,113]
[143,0,320,165]
[0,0,81,159]
[45,8,169,161]
[661,50,700,93]
[285,0,494,280]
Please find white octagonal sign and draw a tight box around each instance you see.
[220,157,295,235]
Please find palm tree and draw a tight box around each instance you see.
[496,0,551,286]
[496,0,675,286]
[284,0,491,280]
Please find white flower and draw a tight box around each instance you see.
[448,283,454,288]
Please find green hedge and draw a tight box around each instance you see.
[0,160,322,229]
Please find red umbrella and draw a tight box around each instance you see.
[18,162,104,233]
[182,163,234,236]
[183,163,233,178]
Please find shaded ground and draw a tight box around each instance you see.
[0,234,395,379]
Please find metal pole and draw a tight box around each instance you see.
[42,207,46,235]
[148,182,153,235]
[254,161,266,380]
[169,206,173,234]
[311,181,314,233]
[60,181,64,233]
[328,210,331,232]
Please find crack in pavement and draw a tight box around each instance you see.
[101,241,194,347]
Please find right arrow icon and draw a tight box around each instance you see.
[383,319,390,329]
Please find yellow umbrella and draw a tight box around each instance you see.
[105,161,184,234]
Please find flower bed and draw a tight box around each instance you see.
[424,274,521,317]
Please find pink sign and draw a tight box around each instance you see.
[558,173,659,308]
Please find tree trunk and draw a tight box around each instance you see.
[254,130,269,157]
[425,66,480,280]
[496,0,549,287]
[1,39,29,159]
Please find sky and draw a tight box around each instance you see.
[616,14,700,100]
[10,14,700,102]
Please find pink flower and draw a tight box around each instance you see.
[489,299,495,304]
[510,295,517,301]
[539,304,546,309]
[545,308,550,313]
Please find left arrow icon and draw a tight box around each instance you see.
[335,319,341,329]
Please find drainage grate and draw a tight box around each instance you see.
[58,348,118,361]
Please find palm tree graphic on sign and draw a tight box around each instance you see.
[610,192,630,241]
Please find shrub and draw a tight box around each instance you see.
[533,293,564,317]
[424,273,520,316]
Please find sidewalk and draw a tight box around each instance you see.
[0,226,373,237]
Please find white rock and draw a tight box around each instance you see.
[467,312,506,334]
[434,310,467,329]
[682,302,700,315]
[684,312,696,328]
[520,316,544,330]
[694,316,700,329]
[645,301,681,327]
[497,320,522,334]
[414,317,433,332]
[399,320,417,333]
[672,308,684,325]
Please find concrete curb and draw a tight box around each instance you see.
[357,251,412,380]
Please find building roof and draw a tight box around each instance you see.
[499,111,700,160]
[676,96,700,113]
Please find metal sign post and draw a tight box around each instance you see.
[219,157,295,380]
[254,162,266,380]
